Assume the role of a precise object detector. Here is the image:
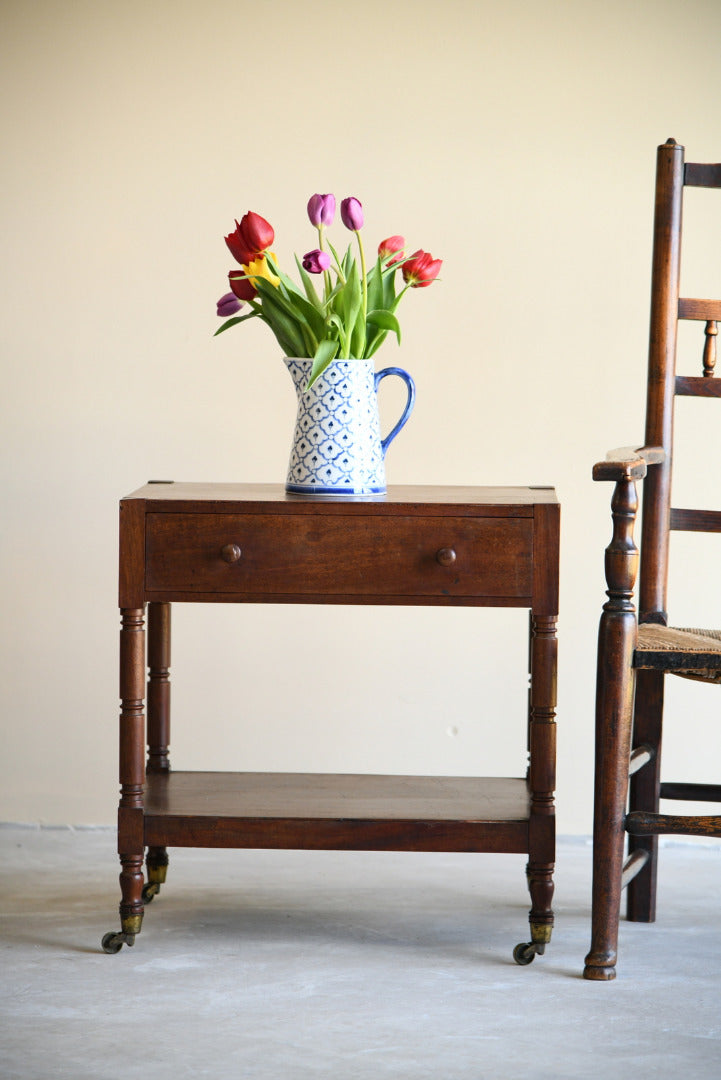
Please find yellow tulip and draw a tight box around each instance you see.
[245,253,280,289]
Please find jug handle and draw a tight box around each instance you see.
[374,367,416,457]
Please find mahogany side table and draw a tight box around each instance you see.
[103,483,559,964]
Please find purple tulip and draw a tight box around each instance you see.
[217,291,243,317]
[302,248,332,274]
[307,193,336,227]
[340,196,363,231]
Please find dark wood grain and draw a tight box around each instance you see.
[684,162,721,187]
[585,139,721,980]
[143,772,530,853]
[659,781,721,802]
[626,811,721,837]
[113,482,559,953]
[592,445,665,483]
[118,500,145,609]
[584,480,640,981]
[639,139,684,623]
[625,669,664,922]
[124,482,556,513]
[144,771,530,820]
[532,503,561,616]
[117,607,146,936]
[146,602,170,774]
[145,512,534,601]
[677,297,721,320]
[670,508,721,533]
[674,375,721,397]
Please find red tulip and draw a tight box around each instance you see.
[229,269,257,301]
[225,211,275,266]
[378,235,405,266]
[401,249,442,288]
[225,224,251,266]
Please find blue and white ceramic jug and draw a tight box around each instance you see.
[284,357,415,496]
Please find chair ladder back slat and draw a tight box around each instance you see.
[675,375,721,396]
[669,508,721,533]
[684,162,721,188]
[676,300,718,379]
[677,298,721,320]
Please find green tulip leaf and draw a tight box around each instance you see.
[341,245,354,279]
[364,329,388,359]
[342,263,362,358]
[366,258,384,314]
[275,284,325,341]
[383,269,398,309]
[213,311,260,336]
[306,338,339,389]
[350,306,366,359]
[326,240,347,283]
[255,279,307,356]
[327,313,347,353]
[255,277,323,343]
[294,256,325,312]
[366,309,401,342]
[264,253,300,292]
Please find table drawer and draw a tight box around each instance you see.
[145,512,533,599]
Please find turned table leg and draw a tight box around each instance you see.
[102,607,146,953]
[516,613,557,963]
[145,602,171,902]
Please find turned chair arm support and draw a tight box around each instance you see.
[592,446,666,630]
[592,445,666,482]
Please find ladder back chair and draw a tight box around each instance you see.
[583,138,721,981]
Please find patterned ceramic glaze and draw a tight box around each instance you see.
[284,358,415,496]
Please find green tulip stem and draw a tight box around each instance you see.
[317,224,332,302]
[355,229,368,349]
[389,283,411,316]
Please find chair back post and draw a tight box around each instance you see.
[585,140,721,981]
[638,138,685,624]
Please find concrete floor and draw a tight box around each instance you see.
[1,826,719,1080]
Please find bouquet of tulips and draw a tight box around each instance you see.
[215,194,441,388]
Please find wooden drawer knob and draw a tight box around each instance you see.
[220,543,242,564]
[436,547,457,567]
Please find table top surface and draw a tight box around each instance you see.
[123,482,559,513]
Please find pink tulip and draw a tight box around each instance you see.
[216,291,243,316]
[307,193,336,227]
[302,248,332,274]
[340,196,364,231]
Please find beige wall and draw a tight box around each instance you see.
[2,0,720,831]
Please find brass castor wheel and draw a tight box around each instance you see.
[101,931,135,954]
[513,942,537,966]
[142,882,160,903]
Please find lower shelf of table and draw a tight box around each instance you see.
[141,772,532,853]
